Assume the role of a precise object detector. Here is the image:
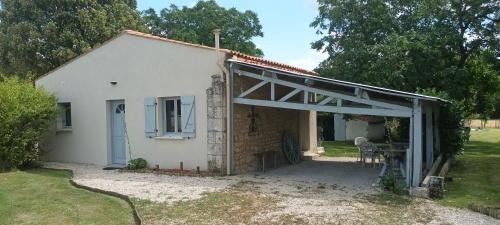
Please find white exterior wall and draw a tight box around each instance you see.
[333,114,346,141]
[36,34,222,170]
[345,120,385,141]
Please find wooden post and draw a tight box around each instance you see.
[407,117,413,187]
[412,99,423,187]
[433,105,441,154]
[270,82,275,101]
[425,104,434,170]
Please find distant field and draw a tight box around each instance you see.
[466,119,500,129]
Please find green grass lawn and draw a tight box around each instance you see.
[322,141,359,158]
[0,169,135,225]
[439,129,500,209]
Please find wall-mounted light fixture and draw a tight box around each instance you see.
[110,81,117,85]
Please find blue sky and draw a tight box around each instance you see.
[136,0,328,70]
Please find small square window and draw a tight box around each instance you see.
[57,103,72,129]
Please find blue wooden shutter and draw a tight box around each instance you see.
[181,95,195,137]
[144,97,157,137]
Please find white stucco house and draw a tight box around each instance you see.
[37,30,445,187]
[36,30,318,174]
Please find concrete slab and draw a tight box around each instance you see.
[256,156,380,191]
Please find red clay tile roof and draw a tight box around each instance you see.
[227,51,318,76]
[124,30,318,76]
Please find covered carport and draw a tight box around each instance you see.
[225,56,444,188]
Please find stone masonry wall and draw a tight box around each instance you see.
[206,74,226,174]
[230,72,314,174]
[233,104,300,174]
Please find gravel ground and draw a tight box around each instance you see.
[44,159,499,225]
[426,202,500,225]
[248,156,379,197]
[44,162,237,203]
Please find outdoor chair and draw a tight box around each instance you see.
[359,141,382,168]
[354,137,368,162]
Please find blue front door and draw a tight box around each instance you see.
[111,101,126,164]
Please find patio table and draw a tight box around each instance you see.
[374,143,409,182]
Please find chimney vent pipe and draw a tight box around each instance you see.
[212,29,221,49]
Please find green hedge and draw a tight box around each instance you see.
[0,76,58,171]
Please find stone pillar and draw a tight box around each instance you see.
[206,74,227,174]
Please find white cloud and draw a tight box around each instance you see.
[288,50,328,71]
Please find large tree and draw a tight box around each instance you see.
[311,0,500,117]
[142,0,264,56]
[0,0,145,77]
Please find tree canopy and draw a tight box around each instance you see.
[311,0,500,118]
[0,0,145,77]
[141,0,264,56]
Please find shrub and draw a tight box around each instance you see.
[385,118,410,142]
[381,168,407,195]
[0,76,58,171]
[127,158,147,170]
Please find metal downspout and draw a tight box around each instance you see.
[213,29,232,175]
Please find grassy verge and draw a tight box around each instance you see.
[0,168,134,225]
[322,141,359,157]
[439,129,500,209]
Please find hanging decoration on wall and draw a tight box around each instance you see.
[247,106,260,135]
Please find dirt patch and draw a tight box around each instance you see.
[133,181,304,225]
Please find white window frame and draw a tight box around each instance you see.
[162,97,182,136]
[57,102,72,130]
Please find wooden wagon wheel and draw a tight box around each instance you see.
[282,133,301,164]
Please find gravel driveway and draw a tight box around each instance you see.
[44,162,237,203]
[44,159,499,225]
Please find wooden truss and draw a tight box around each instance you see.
[233,69,413,118]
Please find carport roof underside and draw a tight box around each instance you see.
[228,59,445,118]
[227,59,444,187]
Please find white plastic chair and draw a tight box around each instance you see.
[354,137,368,162]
